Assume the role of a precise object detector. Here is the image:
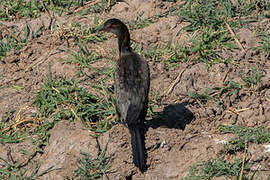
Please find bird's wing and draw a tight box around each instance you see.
[115,53,149,125]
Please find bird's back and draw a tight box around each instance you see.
[115,50,150,125]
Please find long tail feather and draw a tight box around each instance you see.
[128,123,146,171]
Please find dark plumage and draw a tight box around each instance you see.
[99,18,150,171]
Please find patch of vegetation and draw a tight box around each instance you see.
[189,88,215,103]
[183,123,269,179]
[241,65,262,88]
[64,31,114,77]
[0,0,71,20]
[188,65,261,111]
[0,110,55,153]
[175,0,228,31]
[162,0,269,66]
[128,17,157,30]
[256,32,270,53]
[0,154,53,179]
[127,1,187,30]
[132,43,163,65]
[0,0,120,20]
[173,28,236,66]
[34,75,114,133]
[0,21,44,61]
[0,131,30,144]
[65,42,115,94]
[0,75,113,179]
[219,125,270,154]
[67,44,101,77]
[0,107,53,148]
[0,39,115,177]
[1,68,114,145]
[32,120,57,152]
[0,0,43,20]
[0,24,30,61]
[0,35,22,61]
[174,0,269,32]
[56,17,107,46]
[183,158,251,180]
[0,108,39,145]
[189,80,242,111]
[74,139,111,179]
[57,17,109,77]
[77,0,120,15]
[130,7,237,66]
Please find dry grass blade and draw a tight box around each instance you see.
[52,86,60,93]
[107,0,111,9]
[70,107,81,121]
[239,142,247,180]
[227,108,250,114]
[225,21,245,52]
[106,115,113,120]
[209,91,220,97]
[234,108,250,113]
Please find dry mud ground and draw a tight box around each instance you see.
[0,0,270,179]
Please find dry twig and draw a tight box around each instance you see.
[1,106,41,133]
[162,65,189,96]
[227,107,250,114]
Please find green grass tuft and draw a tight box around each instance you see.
[219,125,270,154]
[183,158,250,180]
[0,156,54,180]
[75,139,111,179]
[241,65,262,88]
[256,32,270,54]
[34,76,114,133]
[188,64,262,111]
[0,21,41,61]
[188,80,242,111]
[67,44,101,77]
[174,0,269,32]
[0,0,93,20]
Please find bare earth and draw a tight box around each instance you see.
[0,0,270,179]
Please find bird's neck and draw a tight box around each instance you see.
[118,28,131,57]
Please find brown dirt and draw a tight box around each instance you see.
[0,0,270,179]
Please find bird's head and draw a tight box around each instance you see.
[98,18,127,37]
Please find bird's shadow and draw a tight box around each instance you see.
[140,102,195,172]
[146,101,195,131]
[116,102,195,173]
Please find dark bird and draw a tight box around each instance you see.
[99,18,150,171]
